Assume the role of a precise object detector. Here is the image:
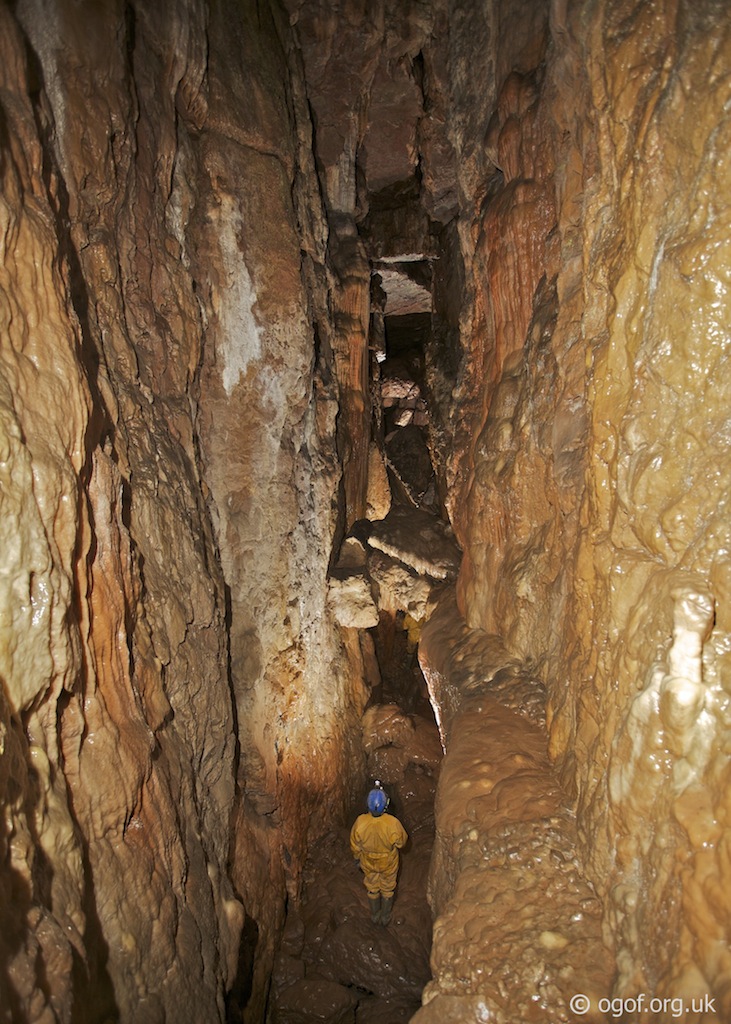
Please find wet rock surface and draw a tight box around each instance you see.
[2,0,731,1020]
[438,0,731,1013]
[368,508,461,582]
[270,705,441,1024]
[384,426,437,510]
[417,599,615,1022]
[1,2,369,1020]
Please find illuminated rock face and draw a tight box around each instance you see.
[417,596,615,1022]
[0,2,365,1021]
[2,0,731,1022]
[425,0,731,1017]
[568,8,731,1006]
[0,4,241,1017]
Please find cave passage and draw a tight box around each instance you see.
[266,299,447,1023]
[267,699,441,1024]
[2,2,730,1023]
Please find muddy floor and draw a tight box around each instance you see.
[269,702,442,1024]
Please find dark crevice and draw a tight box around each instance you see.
[123,2,137,77]
[225,915,260,1022]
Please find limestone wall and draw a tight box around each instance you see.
[569,2,731,1007]
[0,2,365,1020]
[3,0,730,1019]
[434,0,731,1015]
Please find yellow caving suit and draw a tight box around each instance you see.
[350,811,408,898]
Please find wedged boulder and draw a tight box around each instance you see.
[368,549,435,620]
[328,571,379,628]
[361,703,416,754]
[367,507,460,581]
[362,704,444,808]
[336,535,369,570]
[384,424,435,506]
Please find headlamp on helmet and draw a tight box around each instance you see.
[367,781,389,816]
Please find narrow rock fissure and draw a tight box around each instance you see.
[268,696,441,1024]
[268,230,615,1021]
[2,3,728,1022]
[269,297,448,1024]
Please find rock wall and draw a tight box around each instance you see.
[416,596,614,1023]
[4,0,731,1019]
[0,2,366,1021]
[424,0,731,1017]
[568,2,731,1009]
[285,0,461,527]
[0,4,239,1018]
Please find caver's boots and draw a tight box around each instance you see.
[379,896,394,925]
[368,896,382,923]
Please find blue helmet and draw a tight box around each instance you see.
[367,784,389,816]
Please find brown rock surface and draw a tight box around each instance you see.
[270,703,441,1024]
[1,2,244,1017]
[425,0,731,1017]
[368,508,460,582]
[418,595,614,1021]
[3,0,731,1021]
[1,1,366,1020]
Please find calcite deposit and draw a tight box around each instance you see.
[0,2,242,1017]
[3,0,731,1021]
[0,1,367,1021]
[419,0,731,1020]
[418,600,614,1022]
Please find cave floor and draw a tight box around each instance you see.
[269,701,442,1024]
